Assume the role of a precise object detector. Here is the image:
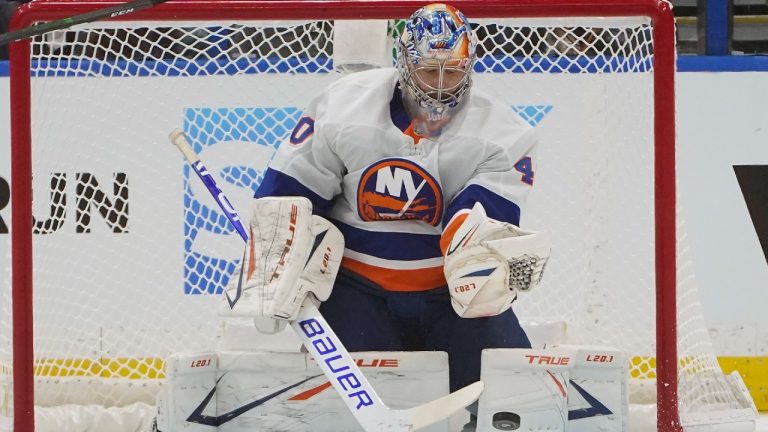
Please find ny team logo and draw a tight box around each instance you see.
[357,158,443,226]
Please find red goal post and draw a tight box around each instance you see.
[6,0,687,431]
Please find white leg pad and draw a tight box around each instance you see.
[556,345,628,432]
[156,352,219,432]
[476,346,629,432]
[156,351,452,432]
[477,348,570,431]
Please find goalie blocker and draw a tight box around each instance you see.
[221,196,344,334]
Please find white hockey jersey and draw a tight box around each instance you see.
[256,68,537,292]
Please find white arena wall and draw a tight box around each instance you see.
[0,68,766,409]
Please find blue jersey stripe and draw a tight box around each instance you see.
[332,219,442,261]
[254,168,334,217]
[389,86,410,132]
[444,184,521,226]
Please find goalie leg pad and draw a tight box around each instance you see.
[477,348,570,432]
[477,346,629,432]
[155,352,218,432]
[157,351,452,432]
[556,345,628,432]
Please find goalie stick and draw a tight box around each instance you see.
[169,129,484,431]
[0,0,170,45]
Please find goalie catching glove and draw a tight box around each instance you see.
[444,203,550,318]
[221,197,344,334]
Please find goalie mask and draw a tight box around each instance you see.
[396,3,477,124]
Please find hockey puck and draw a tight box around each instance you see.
[492,411,521,430]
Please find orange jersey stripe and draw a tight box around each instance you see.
[341,258,445,292]
[403,122,422,144]
[439,212,469,255]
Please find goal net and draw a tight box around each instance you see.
[3,1,757,431]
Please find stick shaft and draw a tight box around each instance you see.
[169,129,249,242]
[0,0,170,45]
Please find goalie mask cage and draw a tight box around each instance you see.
[5,0,757,431]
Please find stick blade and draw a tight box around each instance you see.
[404,380,484,431]
[359,381,483,431]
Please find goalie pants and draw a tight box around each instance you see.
[319,269,531,394]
